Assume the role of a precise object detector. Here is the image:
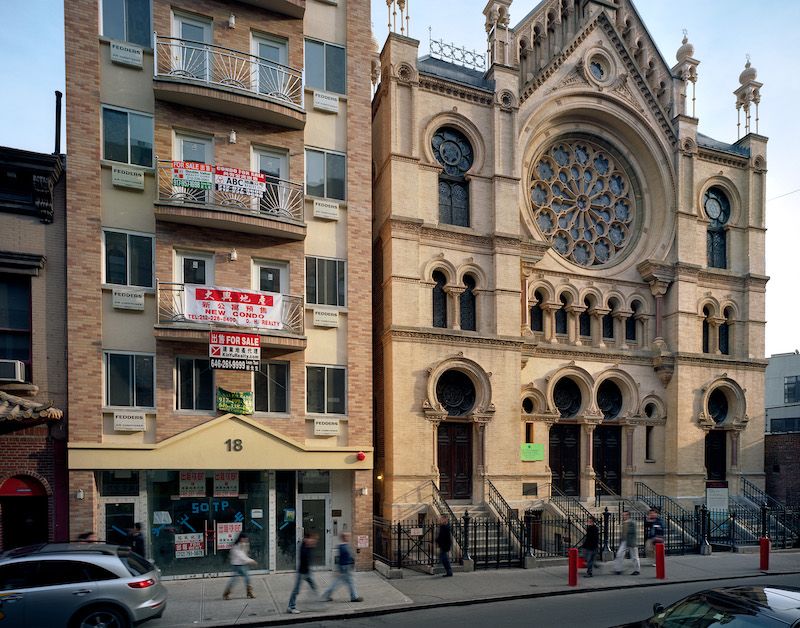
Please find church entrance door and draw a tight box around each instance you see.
[437,422,472,500]
[593,425,622,494]
[705,430,727,481]
[550,423,580,496]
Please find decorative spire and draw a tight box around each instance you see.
[672,30,699,117]
[386,0,411,37]
[734,55,762,138]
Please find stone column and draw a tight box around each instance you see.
[648,280,670,346]
[614,311,629,349]
[426,416,445,477]
[581,422,597,499]
[591,307,609,348]
[542,304,558,343]
[625,425,635,472]
[566,304,581,345]
[730,429,740,469]
[447,287,464,331]
[710,316,724,355]
[635,312,649,347]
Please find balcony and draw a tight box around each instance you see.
[156,282,306,351]
[154,161,306,239]
[237,0,305,18]
[153,35,305,128]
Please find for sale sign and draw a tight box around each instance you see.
[209,332,261,371]
[214,165,267,197]
[175,532,205,559]
[216,522,243,551]
[171,161,213,190]
[185,285,283,330]
[213,471,239,497]
[179,471,206,497]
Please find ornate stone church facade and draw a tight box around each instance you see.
[372,0,767,517]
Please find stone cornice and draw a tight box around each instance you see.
[521,342,655,365]
[418,75,495,107]
[671,353,768,371]
[697,148,748,170]
[384,327,524,349]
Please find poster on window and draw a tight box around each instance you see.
[175,532,205,558]
[171,161,214,190]
[179,471,206,497]
[184,286,283,330]
[213,471,239,497]
[214,165,267,197]
[216,522,243,551]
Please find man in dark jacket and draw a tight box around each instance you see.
[581,515,600,577]
[128,523,145,557]
[323,532,363,603]
[287,532,318,614]
[436,515,453,577]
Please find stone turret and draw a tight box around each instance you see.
[734,57,762,138]
[672,32,699,118]
[484,0,513,67]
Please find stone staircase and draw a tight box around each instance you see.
[448,503,519,568]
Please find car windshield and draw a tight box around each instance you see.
[650,593,783,628]
[117,548,155,576]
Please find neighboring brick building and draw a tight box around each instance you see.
[0,142,67,550]
[373,0,768,519]
[64,0,373,575]
[765,351,800,506]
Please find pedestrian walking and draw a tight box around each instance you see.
[614,511,641,575]
[223,532,257,600]
[436,515,453,577]
[128,522,145,557]
[323,532,363,603]
[645,508,665,566]
[287,532,318,614]
[77,531,97,543]
[581,515,599,577]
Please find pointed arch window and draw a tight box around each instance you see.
[702,306,711,354]
[460,274,477,332]
[530,289,544,333]
[432,127,473,227]
[626,300,641,342]
[719,307,733,355]
[555,294,568,335]
[432,270,448,328]
[704,187,731,269]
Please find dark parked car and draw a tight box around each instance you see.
[614,586,800,627]
[0,543,167,628]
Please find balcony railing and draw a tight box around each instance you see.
[154,34,304,110]
[157,282,304,336]
[156,161,304,223]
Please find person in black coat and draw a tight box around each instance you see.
[128,523,145,557]
[581,515,600,577]
[287,532,318,613]
[436,515,453,577]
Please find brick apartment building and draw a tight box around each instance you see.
[765,351,800,507]
[64,0,373,576]
[0,140,67,551]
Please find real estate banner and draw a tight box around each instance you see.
[171,161,213,190]
[217,388,254,415]
[214,165,267,197]
[185,286,283,330]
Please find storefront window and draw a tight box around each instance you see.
[100,471,140,496]
[298,470,330,493]
[275,471,297,571]
[147,471,268,577]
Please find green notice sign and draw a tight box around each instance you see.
[520,443,544,462]
[217,387,254,415]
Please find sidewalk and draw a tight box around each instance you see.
[150,550,800,627]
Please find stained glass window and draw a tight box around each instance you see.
[530,138,635,266]
[597,380,623,420]
[555,294,568,335]
[460,275,476,331]
[626,301,640,342]
[531,290,544,333]
[436,370,475,416]
[702,307,711,354]
[554,378,581,418]
[579,300,591,337]
[602,311,614,339]
[704,187,730,269]
[432,270,447,328]
[433,128,473,227]
[708,389,728,424]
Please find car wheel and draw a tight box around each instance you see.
[73,606,130,628]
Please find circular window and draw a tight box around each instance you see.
[589,57,609,82]
[553,378,582,418]
[708,389,729,424]
[703,187,731,226]
[432,127,474,177]
[436,370,476,416]
[530,138,636,266]
[644,403,656,419]
[597,380,623,420]
[522,397,534,414]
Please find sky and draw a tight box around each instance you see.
[0,0,797,356]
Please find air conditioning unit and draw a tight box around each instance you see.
[0,360,25,383]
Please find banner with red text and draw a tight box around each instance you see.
[185,286,283,330]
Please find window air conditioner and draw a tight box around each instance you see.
[0,360,26,383]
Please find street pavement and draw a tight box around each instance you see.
[150,550,800,627]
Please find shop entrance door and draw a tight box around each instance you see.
[298,496,331,569]
[550,423,581,496]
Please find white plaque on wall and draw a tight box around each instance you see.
[313,198,339,220]
[313,308,339,328]
[312,90,339,113]
[114,411,146,431]
[314,417,340,436]
[111,166,145,190]
[110,41,143,68]
[112,287,146,310]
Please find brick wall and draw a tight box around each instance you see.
[765,433,800,507]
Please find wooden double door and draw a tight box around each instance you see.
[593,425,622,495]
[550,424,581,496]
[437,422,473,500]
[705,429,727,481]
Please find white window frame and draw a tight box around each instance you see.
[175,356,214,412]
[103,350,156,410]
[175,250,215,286]
[252,259,289,295]
[173,131,214,163]
[253,360,290,414]
[101,105,154,167]
[252,146,289,181]
[102,229,155,289]
[304,38,347,94]
[304,147,346,201]
[99,0,153,47]
[306,364,347,416]
[306,256,346,308]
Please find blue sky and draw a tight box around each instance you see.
[0,0,796,354]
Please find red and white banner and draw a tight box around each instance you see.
[185,286,283,330]
[171,161,213,190]
[216,522,243,551]
[214,165,267,197]
[213,471,240,497]
[175,532,205,558]
[179,471,206,497]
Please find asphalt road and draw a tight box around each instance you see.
[275,574,800,628]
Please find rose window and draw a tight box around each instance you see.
[530,139,635,266]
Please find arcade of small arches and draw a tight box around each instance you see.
[427,263,483,333]
[701,300,737,356]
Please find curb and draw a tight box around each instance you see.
[182,569,800,628]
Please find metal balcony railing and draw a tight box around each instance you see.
[157,282,304,336]
[154,34,304,109]
[156,161,304,223]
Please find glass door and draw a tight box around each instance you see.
[252,35,288,97]
[298,496,331,569]
[174,134,213,204]
[173,14,212,81]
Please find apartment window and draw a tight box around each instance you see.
[176,358,213,411]
[785,376,800,404]
[103,230,154,288]
[102,107,153,167]
[0,275,31,381]
[304,39,346,94]
[255,361,289,413]
[102,0,151,47]
[306,365,345,414]
[305,149,345,201]
[306,257,346,307]
[105,352,154,408]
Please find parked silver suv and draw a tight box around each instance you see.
[0,543,167,628]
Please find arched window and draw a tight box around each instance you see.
[704,187,731,269]
[626,300,640,342]
[555,294,568,335]
[460,274,476,332]
[530,289,544,333]
[719,307,733,355]
[432,127,473,227]
[603,299,617,339]
[579,298,592,337]
[554,377,582,418]
[702,306,711,354]
[432,270,447,328]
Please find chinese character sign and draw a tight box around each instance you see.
[185,286,283,330]
[179,471,206,497]
[214,471,239,497]
[175,532,205,558]
[216,522,243,551]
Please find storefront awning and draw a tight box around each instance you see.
[0,389,63,435]
[68,413,373,471]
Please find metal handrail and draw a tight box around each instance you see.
[486,478,525,546]
[594,477,647,514]
[742,477,785,511]
[156,161,305,223]
[550,483,592,522]
[430,480,464,552]
[635,481,691,519]
[154,33,304,109]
